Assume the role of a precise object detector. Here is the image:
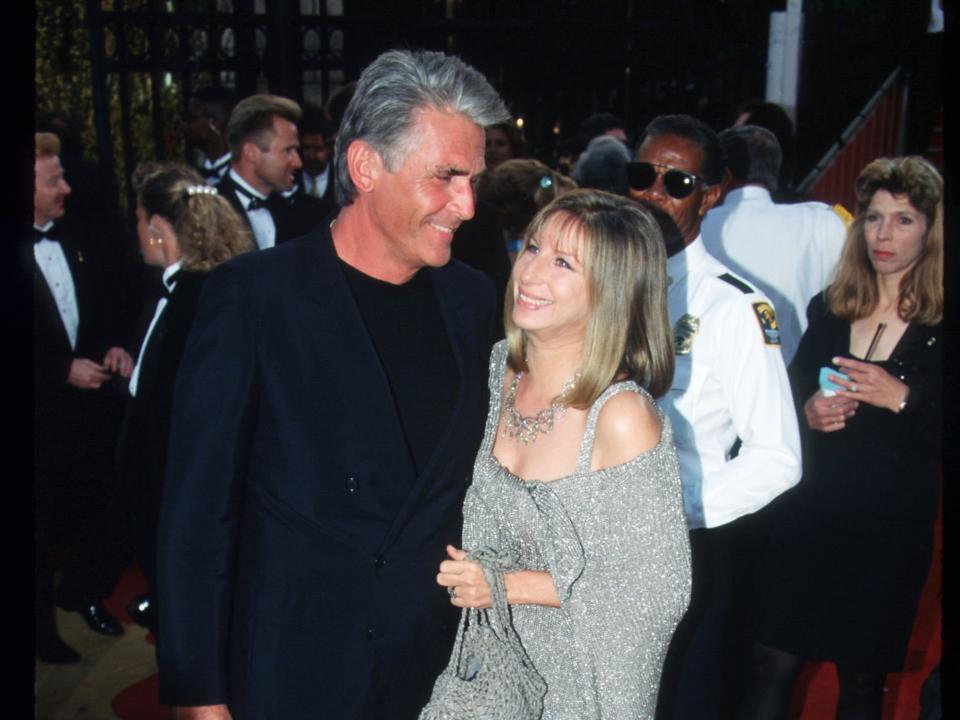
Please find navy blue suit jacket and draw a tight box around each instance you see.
[157,224,495,719]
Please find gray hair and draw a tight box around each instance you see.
[334,49,509,206]
[718,124,782,191]
[572,135,632,196]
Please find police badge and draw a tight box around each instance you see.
[673,313,700,355]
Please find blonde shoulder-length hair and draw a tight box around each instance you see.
[504,188,675,405]
[827,156,943,325]
[133,162,254,272]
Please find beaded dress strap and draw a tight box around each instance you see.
[574,381,651,475]
[481,340,510,456]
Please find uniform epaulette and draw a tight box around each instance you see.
[717,273,754,294]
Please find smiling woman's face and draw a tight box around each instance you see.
[511,214,590,342]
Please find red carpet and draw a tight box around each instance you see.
[790,492,942,719]
[105,506,941,719]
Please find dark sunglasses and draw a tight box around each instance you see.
[626,161,704,199]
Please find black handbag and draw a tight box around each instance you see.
[419,547,547,720]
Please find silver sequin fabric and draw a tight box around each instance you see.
[462,340,692,719]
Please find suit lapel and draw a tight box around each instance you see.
[376,264,473,553]
[217,175,254,236]
[292,228,417,480]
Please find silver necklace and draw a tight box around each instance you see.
[503,371,579,445]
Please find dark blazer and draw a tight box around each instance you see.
[33,224,126,468]
[157,225,496,719]
[217,172,331,246]
[116,270,208,590]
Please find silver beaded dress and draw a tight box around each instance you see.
[462,341,692,719]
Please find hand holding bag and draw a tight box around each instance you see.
[419,547,547,720]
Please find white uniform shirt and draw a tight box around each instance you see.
[34,222,79,351]
[230,169,276,250]
[701,185,846,364]
[129,260,182,397]
[661,236,801,529]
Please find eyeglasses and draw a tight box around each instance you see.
[626,161,704,199]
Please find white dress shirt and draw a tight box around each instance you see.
[661,236,801,529]
[230,169,276,250]
[199,151,231,185]
[129,260,182,397]
[701,185,846,364]
[34,222,79,351]
[302,166,330,199]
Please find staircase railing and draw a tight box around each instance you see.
[798,67,908,212]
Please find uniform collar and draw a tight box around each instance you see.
[667,234,709,288]
[727,185,773,204]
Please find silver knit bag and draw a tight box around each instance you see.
[419,547,547,720]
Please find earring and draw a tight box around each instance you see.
[147,223,163,246]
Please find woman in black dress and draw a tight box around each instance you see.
[740,156,943,719]
[117,163,253,632]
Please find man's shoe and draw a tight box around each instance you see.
[36,633,81,664]
[125,593,157,632]
[73,600,124,636]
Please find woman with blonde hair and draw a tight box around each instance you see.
[433,189,691,718]
[117,162,254,633]
[741,156,943,719]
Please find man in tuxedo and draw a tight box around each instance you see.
[157,49,509,719]
[183,86,237,185]
[217,93,325,249]
[296,108,339,221]
[34,132,134,663]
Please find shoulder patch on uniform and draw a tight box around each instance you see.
[718,273,753,294]
[832,203,854,228]
[752,301,781,347]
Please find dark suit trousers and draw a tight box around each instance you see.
[35,390,131,612]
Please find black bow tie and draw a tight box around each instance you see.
[201,166,224,179]
[33,226,56,244]
[245,195,271,211]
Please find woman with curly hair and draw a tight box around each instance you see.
[741,156,943,719]
[117,163,254,633]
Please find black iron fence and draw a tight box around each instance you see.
[65,0,772,220]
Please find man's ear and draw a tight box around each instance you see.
[698,182,722,218]
[241,140,260,166]
[346,140,383,195]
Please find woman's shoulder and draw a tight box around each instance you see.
[591,383,663,469]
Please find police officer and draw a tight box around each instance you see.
[627,114,802,719]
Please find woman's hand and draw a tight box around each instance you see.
[437,545,492,609]
[103,346,134,378]
[832,356,909,413]
[804,389,859,432]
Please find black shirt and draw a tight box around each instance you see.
[340,260,459,476]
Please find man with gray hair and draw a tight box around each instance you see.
[157,49,508,719]
[217,93,326,249]
[702,124,847,364]
[572,133,632,195]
